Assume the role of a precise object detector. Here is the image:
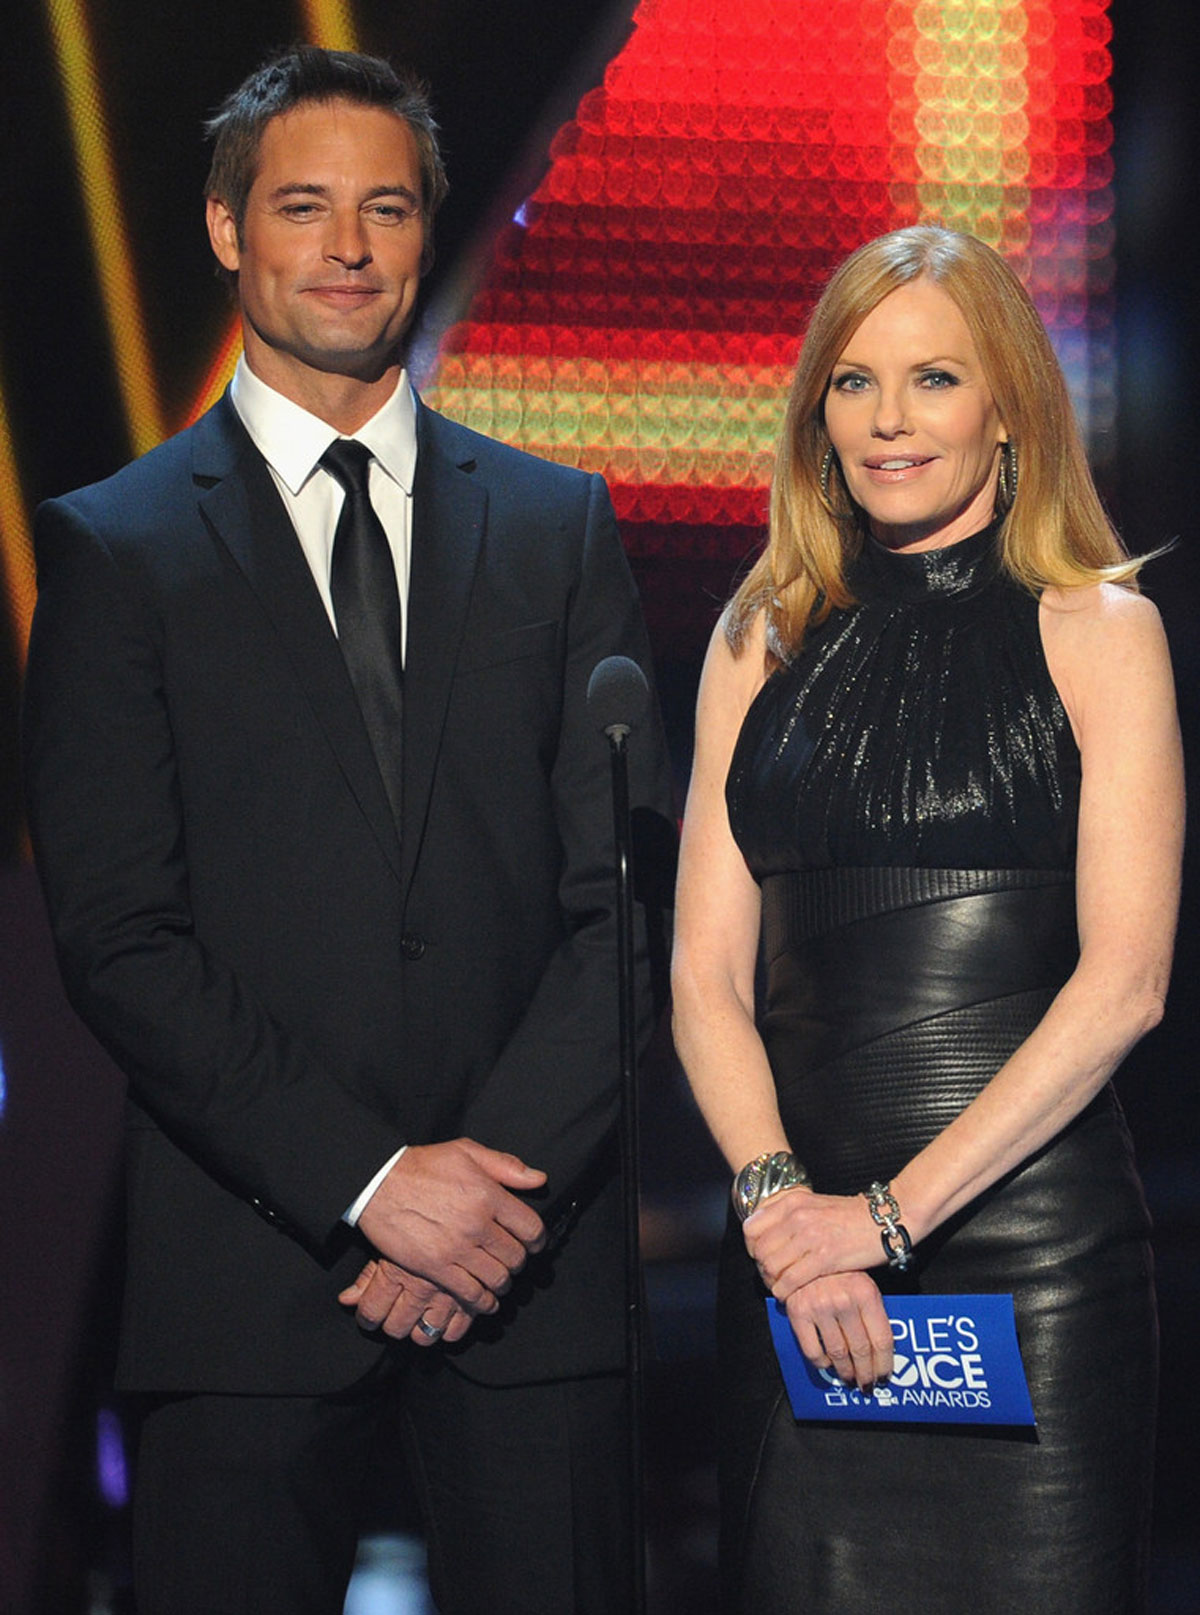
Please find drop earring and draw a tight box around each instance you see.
[998,441,1018,508]
[820,447,836,507]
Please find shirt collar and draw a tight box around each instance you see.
[229,356,418,496]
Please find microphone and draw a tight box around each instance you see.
[587,653,652,1611]
[587,655,650,741]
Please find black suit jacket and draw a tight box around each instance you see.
[22,393,673,1395]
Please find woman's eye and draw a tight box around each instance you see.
[831,373,869,393]
[920,370,959,388]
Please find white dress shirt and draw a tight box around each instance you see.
[229,358,414,1223]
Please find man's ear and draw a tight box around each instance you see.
[206,196,241,273]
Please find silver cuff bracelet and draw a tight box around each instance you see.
[732,1151,812,1222]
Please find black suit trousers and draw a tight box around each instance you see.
[132,1357,632,1615]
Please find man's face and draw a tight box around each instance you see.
[207,98,426,405]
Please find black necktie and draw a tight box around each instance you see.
[320,439,404,827]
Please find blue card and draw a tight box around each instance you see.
[766,1292,1036,1426]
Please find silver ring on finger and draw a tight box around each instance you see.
[415,1316,444,1341]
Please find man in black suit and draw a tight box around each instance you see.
[23,46,671,1615]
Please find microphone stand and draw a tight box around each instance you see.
[604,715,647,1615]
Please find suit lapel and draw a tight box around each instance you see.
[190,397,404,882]
[402,404,487,893]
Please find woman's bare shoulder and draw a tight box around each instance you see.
[691,607,776,762]
[704,605,774,696]
[1040,581,1168,666]
[1040,579,1163,632]
[1040,582,1173,732]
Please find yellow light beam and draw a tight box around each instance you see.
[299,0,359,51]
[45,0,165,456]
[183,318,243,430]
[0,364,36,665]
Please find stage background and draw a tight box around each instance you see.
[1,1,1196,1609]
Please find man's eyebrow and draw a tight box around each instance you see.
[268,183,331,200]
[362,183,421,206]
[266,182,420,205]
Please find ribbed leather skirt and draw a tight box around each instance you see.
[718,869,1157,1614]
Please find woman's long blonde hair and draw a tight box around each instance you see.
[728,226,1140,661]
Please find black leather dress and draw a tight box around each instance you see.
[719,524,1157,1613]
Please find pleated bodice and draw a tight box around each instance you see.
[726,522,1081,875]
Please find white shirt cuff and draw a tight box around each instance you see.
[342,1144,408,1226]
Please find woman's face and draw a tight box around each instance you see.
[823,277,1007,552]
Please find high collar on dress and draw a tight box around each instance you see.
[851,518,1002,605]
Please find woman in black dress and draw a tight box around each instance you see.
[672,226,1182,1613]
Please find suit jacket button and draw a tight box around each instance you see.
[249,1196,286,1229]
[401,933,426,960]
